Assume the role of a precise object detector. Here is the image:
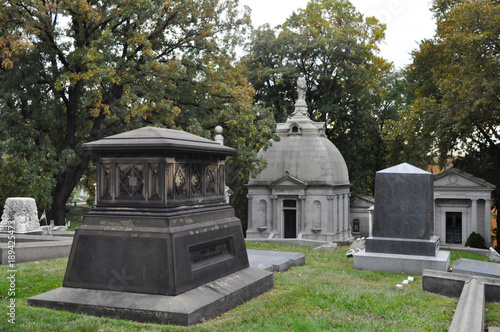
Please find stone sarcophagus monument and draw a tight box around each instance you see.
[0,197,42,234]
[353,163,450,274]
[28,127,273,325]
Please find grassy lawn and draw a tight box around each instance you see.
[1,243,498,331]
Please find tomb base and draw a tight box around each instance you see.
[63,205,251,296]
[28,267,273,326]
[353,249,450,275]
[365,236,440,257]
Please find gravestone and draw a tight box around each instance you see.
[28,127,273,325]
[0,197,42,234]
[353,163,450,274]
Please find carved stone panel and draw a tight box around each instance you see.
[206,164,217,195]
[118,164,144,199]
[191,164,203,196]
[175,164,188,198]
[96,157,227,206]
[218,164,225,196]
[166,161,174,200]
[148,163,162,201]
[100,163,113,200]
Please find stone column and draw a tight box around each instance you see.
[485,199,492,243]
[368,206,374,237]
[247,194,253,231]
[339,194,344,234]
[343,193,349,233]
[471,199,478,235]
[271,195,278,232]
[345,193,350,234]
[327,195,334,233]
[299,195,306,232]
[464,207,470,244]
[334,195,339,235]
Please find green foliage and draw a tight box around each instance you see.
[0,0,275,224]
[465,231,487,249]
[384,0,500,227]
[242,0,392,195]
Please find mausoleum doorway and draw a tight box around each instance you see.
[446,212,462,244]
[283,199,297,238]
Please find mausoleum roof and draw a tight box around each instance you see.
[82,126,236,156]
[434,168,495,190]
[248,101,349,186]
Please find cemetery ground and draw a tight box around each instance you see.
[2,243,500,331]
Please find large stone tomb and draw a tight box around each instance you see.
[353,163,450,274]
[28,127,273,325]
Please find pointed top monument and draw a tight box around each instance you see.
[378,162,431,175]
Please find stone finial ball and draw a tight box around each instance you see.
[215,126,223,134]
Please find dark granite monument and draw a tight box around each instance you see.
[353,163,450,274]
[28,127,273,325]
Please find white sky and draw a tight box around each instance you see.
[239,0,436,69]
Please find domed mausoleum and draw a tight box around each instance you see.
[246,77,352,241]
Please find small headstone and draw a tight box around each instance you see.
[0,197,42,234]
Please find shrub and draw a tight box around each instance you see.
[465,232,487,249]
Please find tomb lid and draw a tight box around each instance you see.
[82,126,236,156]
[377,162,430,175]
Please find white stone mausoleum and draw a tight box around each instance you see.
[434,168,495,246]
[246,77,352,241]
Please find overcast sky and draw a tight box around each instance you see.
[239,0,436,69]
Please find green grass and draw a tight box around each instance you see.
[65,206,88,229]
[1,243,497,331]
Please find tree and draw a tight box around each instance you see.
[0,0,275,225]
[242,0,391,195]
[384,0,500,236]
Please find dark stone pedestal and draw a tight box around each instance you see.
[64,205,249,296]
[27,127,274,325]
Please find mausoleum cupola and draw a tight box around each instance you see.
[246,72,352,242]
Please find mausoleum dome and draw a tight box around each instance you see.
[248,102,349,186]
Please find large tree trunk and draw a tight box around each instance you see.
[48,155,91,226]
